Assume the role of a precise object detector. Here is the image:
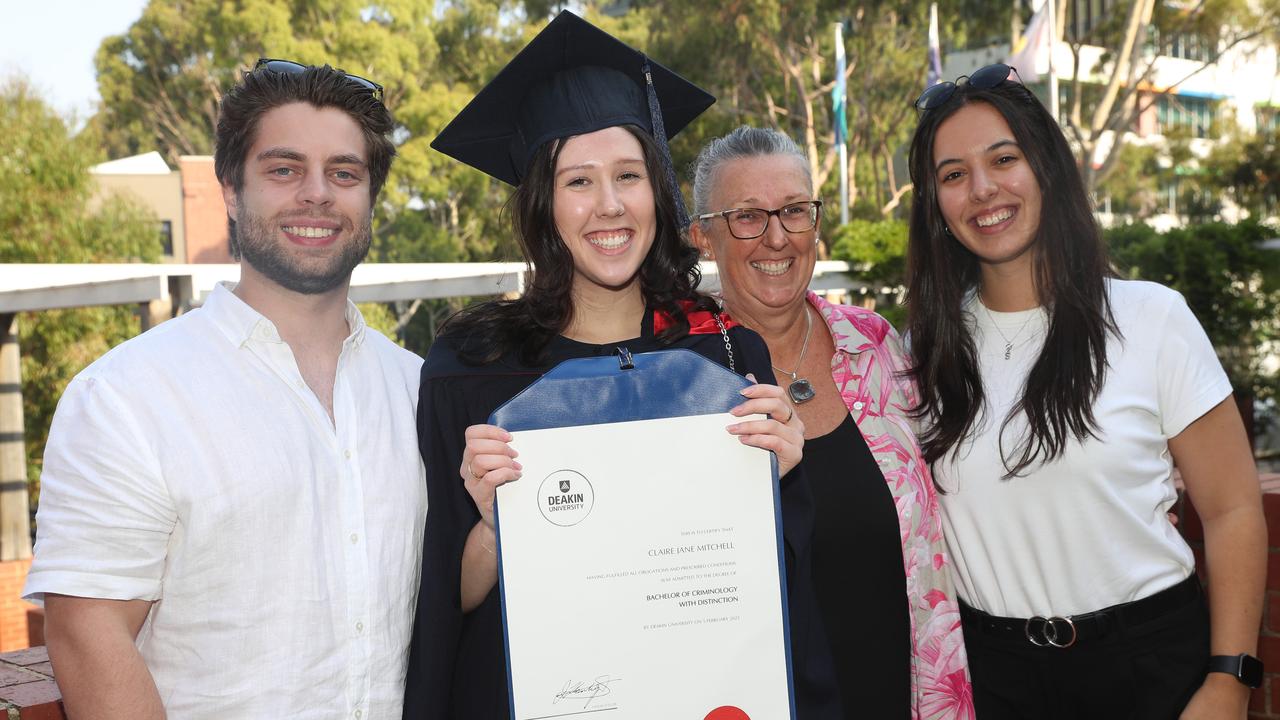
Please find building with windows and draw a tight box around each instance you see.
[89,152,232,263]
[944,0,1280,230]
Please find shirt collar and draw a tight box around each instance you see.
[807,289,878,357]
[204,282,368,349]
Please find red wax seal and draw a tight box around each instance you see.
[704,707,750,720]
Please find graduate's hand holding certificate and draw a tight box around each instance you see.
[462,423,523,530]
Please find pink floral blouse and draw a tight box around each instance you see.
[809,291,974,720]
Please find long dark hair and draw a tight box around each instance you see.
[906,81,1118,479]
[445,124,709,366]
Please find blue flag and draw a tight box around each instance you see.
[833,26,847,145]
[927,3,944,87]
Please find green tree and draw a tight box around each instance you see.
[2,80,159,263]
[93,0,441,163]
[1096,141,1161,217]
[0,77,163,507]
[1108,219,1280,410]
[830,218,909,286]
[1203,124,1280,219]
[828,217,909,327]
[1098,124,1225,222]
[1053,0,1280,192]
[641,0,944,232]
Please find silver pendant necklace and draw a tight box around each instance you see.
[981,297,1038,360]
[771,307,816,404]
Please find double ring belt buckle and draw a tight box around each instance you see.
[1024,615,1078,648]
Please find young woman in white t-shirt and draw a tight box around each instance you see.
[904,64,1266,719]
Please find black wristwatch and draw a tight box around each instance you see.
[1207,654,1263,689]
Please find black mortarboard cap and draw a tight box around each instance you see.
[431,10,714,205]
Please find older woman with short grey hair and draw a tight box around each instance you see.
[690,126,972,719]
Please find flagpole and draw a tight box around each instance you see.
[835,22,849,225]
[1047,0,1059,119]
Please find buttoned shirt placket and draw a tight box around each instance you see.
[242,317,372,720]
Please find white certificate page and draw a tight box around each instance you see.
[495,412,793,720]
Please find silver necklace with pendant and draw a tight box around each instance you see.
[771,306,816,404]
[981,298,1038,360]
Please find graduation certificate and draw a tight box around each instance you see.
[494,412,794,720]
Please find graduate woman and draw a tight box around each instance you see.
[402,12,839,719]
[906,65,1266,719]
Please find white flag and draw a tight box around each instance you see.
[1006,0,1049,82]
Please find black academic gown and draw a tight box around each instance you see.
[402,311,840,720]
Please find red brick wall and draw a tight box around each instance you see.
[0,560,36,653]
[178,156,232,264]
[1181,474,1280,718]
[1251,479,1280,719]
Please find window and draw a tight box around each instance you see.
[1066,0,1118,42]
[1258,106,1279,134]
[1163,30,1217,61]
[1147,5,1218,62]
[1156,95,1217,137]
[159,220,173,257]
[1160,179,1177,214]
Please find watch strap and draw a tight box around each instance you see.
[1208,653,1263,689]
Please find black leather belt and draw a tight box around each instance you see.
[959,575,1202,648]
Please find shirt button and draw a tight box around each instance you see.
[344,450,352,459]
[296,379,305,389]
[350,533,359,544]
[354,710,362,719]
[356,621,364,633]
[852,401,865,411]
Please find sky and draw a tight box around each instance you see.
[0,0,150,121]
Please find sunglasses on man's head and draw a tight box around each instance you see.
[254,58,385,103]
[914,63,1022,112]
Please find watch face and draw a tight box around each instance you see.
[1240,654,1264,688]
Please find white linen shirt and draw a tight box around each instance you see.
[24,283,427,719]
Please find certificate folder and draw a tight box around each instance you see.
[491,348,758,430]
[490,349,796,720]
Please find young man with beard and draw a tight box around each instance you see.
[23,61,425,719]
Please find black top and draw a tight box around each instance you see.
[805,414,911,718]
[403,311,841,719]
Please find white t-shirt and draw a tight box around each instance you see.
[935,279,1231,618]
[24,283,426,719]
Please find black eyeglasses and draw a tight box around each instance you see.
[254,58,384,103]
[915,63,1022,112]
[696,200,823,240]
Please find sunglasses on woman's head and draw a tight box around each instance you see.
[254,58,385,103]
[914,63,1022,112]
